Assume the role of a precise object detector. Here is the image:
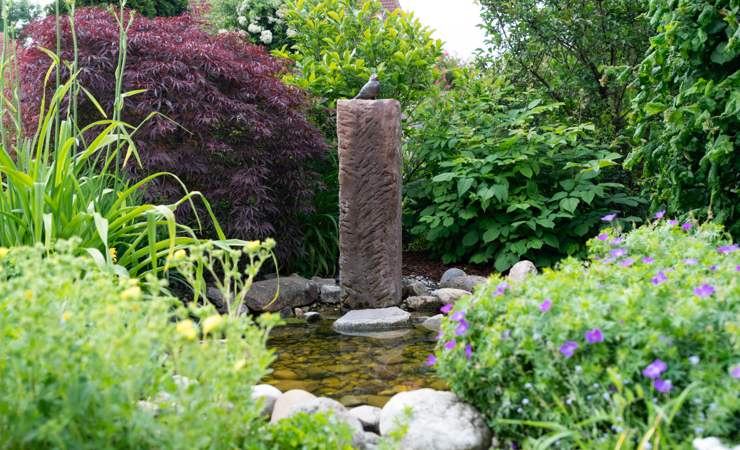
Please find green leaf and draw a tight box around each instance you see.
[457,178,474,197]
[559,197,580,213]
[462,230,479,247]
[542,233,560,249]
[573,223,590,236]
[483,226,501,243]
[645,102,669,115]
[518,166,533,178]
[432,172,456,182]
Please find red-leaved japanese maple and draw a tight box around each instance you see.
[17,8,328,264]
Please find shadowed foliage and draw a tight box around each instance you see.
[17,8,328,264]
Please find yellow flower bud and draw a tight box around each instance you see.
[0,247,8,258]
[177,320,197,340]
[202,315,222,336]
[62,312,71,321]
[107,306,115,314]
[247,240,260,250]
[233,359,247,371]
[174,249,187,258]
[121,286,142,299]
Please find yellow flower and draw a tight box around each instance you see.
[25,291,32,298]
[174,249,187,258]
[0,247,8,258]
[247,240,260,250]
[265,238,275,247]
[62,312,71,321]
[107,306,116,314]
[128,279,138,285]
[121,286,141,299]
[177,320,197,340]
[202,315,221,336]
[233,359,247,371]
[109,247,117,263]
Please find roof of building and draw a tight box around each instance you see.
[379,0,402,11]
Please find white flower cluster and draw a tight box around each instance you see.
[286,28,298,37]
[238,16,248,26]
[247,23,263,34]
[275,8,286,18]
[260,29,273,44]
[267,16,283,24]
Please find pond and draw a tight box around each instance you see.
[261,307,445,409]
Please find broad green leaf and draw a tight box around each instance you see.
[560,197,580,213]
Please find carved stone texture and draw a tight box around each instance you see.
[337,99,403,309]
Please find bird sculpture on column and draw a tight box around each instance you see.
[353,74,380,100]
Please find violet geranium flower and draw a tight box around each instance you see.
[585,328,604,344]
[426,355,437,366]
[653,210,666,219]
[455,319,469,336]
[667,220,679,227]
[694,284,715,297]
[610,238,625,245]
[654,379,673,393]
[538,299,552,312]
[642,359,667,379]
[610,248,627,258]
[602,258,615,264]
[444,340,456,350]
[465,345,472,361]
[682,222,692,230]
[597,233,608,242]
[732,366,740,379]
[682,258,698,265]
[618,258,635,267]
[435,331,443,340]
[440,304,453,314]
[717,244,739,254]
[602,214,617,221]
[560,341,579,358]
[652,271,669,285]
[501,330,511,339]
[450,311,466,321]
[642,257,655,264]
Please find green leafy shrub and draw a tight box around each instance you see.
[433,217,740,448]
[262,412,354,449]
[624,0,740,235]
[404,73,644,271]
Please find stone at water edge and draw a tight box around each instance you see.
[244,277,318,313]
[294,308,304,317]
[320,284,341,304]
[279,306,293,318]
[439,275,488,293]
[273,369,298,380]
[364,431,381,449]
[693,437,740,450]
[440,268,466,284]
[304,311,321,323]
[288,397,366,448]
[508,260,538,283]
[402,279,430,299]
[435,288,472,304]
[379,389,491,450]
[421,314,444,331]
[403,296,443,311]
[349,405,382,433]
[332,307,410,332]
[271,389,316,423]
[251,384,282,417]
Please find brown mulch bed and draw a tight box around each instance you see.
[402,250,497,282]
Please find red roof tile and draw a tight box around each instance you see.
[379,0,401,11]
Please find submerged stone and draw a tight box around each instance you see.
[332,307,410,332]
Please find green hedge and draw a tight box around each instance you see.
[434,217,740,448]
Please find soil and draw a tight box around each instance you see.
[402,250,497,282]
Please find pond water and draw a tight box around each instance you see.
[261,309,445,409]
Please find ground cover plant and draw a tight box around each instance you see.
[17,7,327,266]
[0,240,367,449]
[624,0,740,236]
[433,215,740,448]
[404,72,644,271]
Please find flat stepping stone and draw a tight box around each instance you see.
[332,307,410,332]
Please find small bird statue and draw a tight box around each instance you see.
[353,74,380,100]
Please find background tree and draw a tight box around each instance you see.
[206,0,292,50]
[477,0,651,138]
[47,0,189,18]
[2,0,41,35]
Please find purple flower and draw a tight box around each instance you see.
[620,319,625,324]
[610,248,627,258]
[450,311,466,321]
[653,210,667,219]
[501,330,511,339]
[538,300,552,312]
[737,266,740,272]
[663,267,675,272]
[602,258,614,264]
[709,266,717,270]
[597,233,608,242]
[609,238,625,245]
[444,340,456,350]
[440,304,453,314]
[642,359,667,379]
[498,282,511,292]
[682,222,692,230]
[731,366,740,379]
[602,214,617,221]
[652,271,669,285]
[642,257,655,264]
[455,319,469,336]
[667,220,679,227]
[426,355,437,366]
[435,331,443,340]
[618,258,635,267]
[682,258,698,265]
[559,341,579,358]
[465,345,472,361]
[654,379,674,393]
[717,244,738,254]
[585,328,604,344]
[694,284,715,297]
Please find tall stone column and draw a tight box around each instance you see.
[337,99,402,309]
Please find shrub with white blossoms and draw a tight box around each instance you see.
[260,29,272,44]
[213,0,289,49]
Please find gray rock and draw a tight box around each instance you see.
[402,279,431,299]
[271,389,316,423]
[508,260,538,283]
[440,268,466,284]
[403,296,443,311]
[294,308,304,317]
[364,431,381,449]
[289,397,366,448]
[421,314,444,331]
[244,277,318,313]
[280,306,293,318]
[304,311,321,323]
[439,275,488,292]
[338,100,403,309]
[350,405,382,433]
[332,307,410,332]
[435,288,472,305]
[205,286,249,315]
[251,384,282,417]
[694,437,740,450]
[312,276,337,288]
[409,312,431,325]
[380,389,491,450]
[320,284,342,304]
[263,273,278,280]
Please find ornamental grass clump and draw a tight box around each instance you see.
[434,216,740,448]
